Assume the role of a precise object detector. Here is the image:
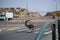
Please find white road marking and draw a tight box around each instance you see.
[17,28,52,35]
[0,30,2,32]
[44,31,52,34]
[17,29,29,31]
[17,28,50,31]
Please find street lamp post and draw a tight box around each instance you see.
[26,0,28,19]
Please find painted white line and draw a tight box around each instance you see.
[17,28,29,31]
[36,28,50,31]
[34,31,52,35]
[0,30,2,32]
[17,28,51,35]
[33,31,40,33]
[17,28,50,31]
[34,29,58,34]
[16,28,58,35]
[44,31,52,34]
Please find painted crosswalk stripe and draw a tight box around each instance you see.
[0,30,1,31]
[17,28,52,35]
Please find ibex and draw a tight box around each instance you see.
[25,20,34,32]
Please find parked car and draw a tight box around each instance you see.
[0,12,13,21]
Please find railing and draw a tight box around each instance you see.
[35,22,56,40]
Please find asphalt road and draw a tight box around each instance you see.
[0,30,52,40]
[0,21,54,40]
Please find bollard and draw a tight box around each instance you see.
[52,24,56,40]
[58,20,60,40]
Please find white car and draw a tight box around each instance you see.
[0,13,5,21]
[0,12,13,21]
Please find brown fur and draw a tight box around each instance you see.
[25,20,34,32]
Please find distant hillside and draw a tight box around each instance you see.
[45,11,60,16]
[0,8,41,19]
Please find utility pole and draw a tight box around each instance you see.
[26,0,28,19]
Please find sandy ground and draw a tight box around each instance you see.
[0,18,53,29]
[9,18,53,23]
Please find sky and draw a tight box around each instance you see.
[0,0,60,16]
